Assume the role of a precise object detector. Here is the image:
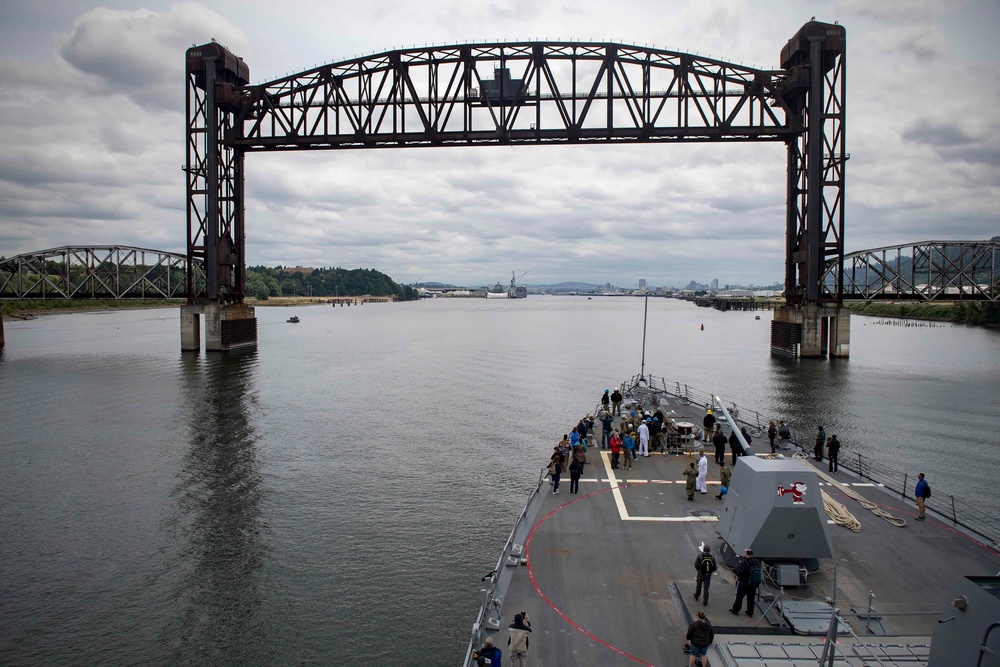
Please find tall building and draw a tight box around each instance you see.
[712,278,719,290]
[638,279,647,289]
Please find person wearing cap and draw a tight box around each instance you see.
[600,389,610,412]
[696,450,708,494]
[683,462,698,500]
[622,429,635,470]
[702,409,716,443]
[610,388,623,416]
[729,549,760,617]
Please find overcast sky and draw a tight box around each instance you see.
[1,0,997,287]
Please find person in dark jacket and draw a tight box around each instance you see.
[507,612,531,667]
[548,452,562,495]
[702,409,716,443]
[712,427,727,465]
[729,431,741,465]
[610,389,623,415]
[693,544,717,605]
[473,637,502,666]
[827,434,841,472]
[729,548,760,617]
[600,389,610,412]
[600,411,614,449]
[767,420,777,453]
[568,457,584,494]
[685,610,714,666]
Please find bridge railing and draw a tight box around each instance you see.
[624,374,999,550]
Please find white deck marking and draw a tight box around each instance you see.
[598,451,719,523]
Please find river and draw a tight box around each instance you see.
[1,297,997,665]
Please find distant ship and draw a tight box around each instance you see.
[486,271,527,299]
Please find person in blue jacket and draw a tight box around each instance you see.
[914,473,930,521]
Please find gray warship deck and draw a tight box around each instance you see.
[471,393,1000,666]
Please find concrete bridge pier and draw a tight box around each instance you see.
[771,305,850,359]
[0,309,4,349]
[181,304,257,352]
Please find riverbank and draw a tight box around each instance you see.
[846,300,1000,325]
[0,296,389,318]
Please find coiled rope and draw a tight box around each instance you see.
[788,450,908,529]
[762,451,907,530]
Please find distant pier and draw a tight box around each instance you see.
[695,296,784,312]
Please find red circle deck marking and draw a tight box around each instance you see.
[524,483,658,666]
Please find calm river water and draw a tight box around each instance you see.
[1,297,998,665]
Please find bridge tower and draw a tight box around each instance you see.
[182,41,257,351]
[772,22,850,358]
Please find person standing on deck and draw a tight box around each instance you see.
[729,430,741,465]
[569,427,580,449]
[715,462,731,498]
[549,451,563,495]
[610,388,623,416]
[693,545,717,605]
[600,411,614,450]
[577,418,590,449]
[685,610,714,667]
[767,421,777,454]
[778,421,791,445]
[827,434,841,473]
[914,473,930,520]
[568,456,584,494]
[638,420,650,457]
[814,425,826,462]
[740,427,753,449]
[712,427,727,465]
[730,549,760,617]
[610,429,622,470]
[702,409,716,443]
[683,462,698,500]
[622,430,635,470]
[600,389,610,413]
[507,612,531,667]
[653,409,666,452]
[696,451,708,494]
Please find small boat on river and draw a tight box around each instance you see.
[287,316,299,323]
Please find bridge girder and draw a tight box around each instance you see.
[834,240,1000,302]
[0,246,203,300]
[185,23,846,307]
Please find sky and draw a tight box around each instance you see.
[0,0,997,288]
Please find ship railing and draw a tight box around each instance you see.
[623,374,769,433]
[463,465,548,667]
[622,373,999,550]
[844,452,1000,550]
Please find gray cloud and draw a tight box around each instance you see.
[0,1,997,288]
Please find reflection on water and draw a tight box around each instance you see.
[169,351,269,664]
[0,301,997,665]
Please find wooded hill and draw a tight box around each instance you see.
[247,266,418,301]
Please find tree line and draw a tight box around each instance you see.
[246,266,418,301]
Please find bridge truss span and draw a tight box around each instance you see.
[0,246,204,300]
[835,240,999,302]
[235,42,798,151]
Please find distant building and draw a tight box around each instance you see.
[638,279,647,289]
[711,278,719,290]
[284,266,315,275]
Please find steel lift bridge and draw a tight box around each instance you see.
[184,21,846,354]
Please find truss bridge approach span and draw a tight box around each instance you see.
[185,21,847,353]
